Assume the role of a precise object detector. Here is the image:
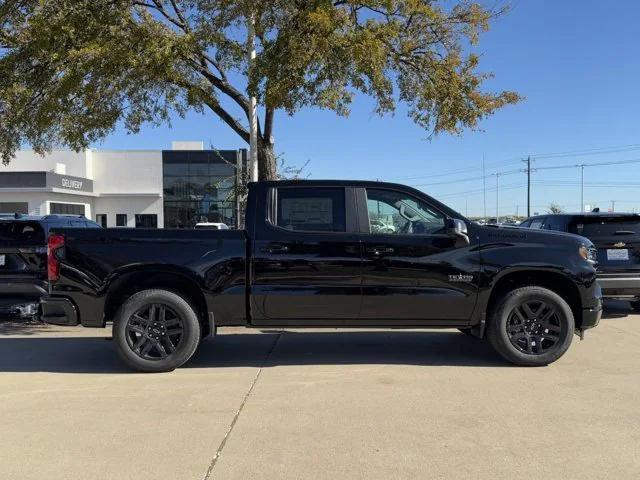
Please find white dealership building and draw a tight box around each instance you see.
[0,142,246,228]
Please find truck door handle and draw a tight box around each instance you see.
[366,246,394,256]
[263,243,290,254]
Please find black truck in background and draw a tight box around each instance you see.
[0,215,100,319]
[520,213,640,310]
[42,181,602,372]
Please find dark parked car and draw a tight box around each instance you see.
[520,213,640,309]
[0,214,101,319]
[41,180,601,372]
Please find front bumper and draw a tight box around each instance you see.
[581,300,602,331]
[40,296,79,326]
[597,274,640,298]
[580,282,602,332]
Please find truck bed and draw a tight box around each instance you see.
[48,228,248,328]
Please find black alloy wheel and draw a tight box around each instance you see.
[125,303,184,361]
[113,289,201,372]
[486,286,574,366]
[506,300,562,355]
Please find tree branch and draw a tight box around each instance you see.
[173,78,249,143]
[188,57,250,118]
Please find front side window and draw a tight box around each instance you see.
[275,187,346,232]
[544,218,566,231]
[529,218,545,229]
[519,219,532,228]
[365,188,445,235]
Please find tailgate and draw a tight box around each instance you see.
[571,216,640,274]
[0,221,47,276]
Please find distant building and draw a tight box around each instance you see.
[0,142,247,228]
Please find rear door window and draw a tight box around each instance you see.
[275,187,346,232]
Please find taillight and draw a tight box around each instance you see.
[47,234,65,281]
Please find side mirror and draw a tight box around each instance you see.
[447,218,470,244]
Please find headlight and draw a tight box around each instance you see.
[579,245,597,264]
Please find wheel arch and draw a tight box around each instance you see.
[104,266,212,337]
[483,268,583,334]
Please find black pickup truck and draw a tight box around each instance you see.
[42,180,602,372]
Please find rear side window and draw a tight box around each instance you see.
[275,187,346,232]
[0,222,45,245]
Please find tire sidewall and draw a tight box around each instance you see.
[489,287,574,366]
[113,289,201,372]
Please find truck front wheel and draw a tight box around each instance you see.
[113,289,201,372]
[487,286,574,366]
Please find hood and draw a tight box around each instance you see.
[477,224,594,248]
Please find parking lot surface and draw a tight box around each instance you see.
[1,302,639,480]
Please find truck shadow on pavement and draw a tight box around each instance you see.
[0,330,509,374]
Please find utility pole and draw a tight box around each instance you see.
[496,173,500,223]
[522,156,532,217]
[247,14,259,182]
[482,155,487,221]
[611,200,615,212]
[579,164,585,212]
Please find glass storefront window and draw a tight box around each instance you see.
[162,150,240,228]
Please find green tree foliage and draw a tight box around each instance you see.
[0,0,521,178]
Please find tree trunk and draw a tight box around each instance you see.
[257,138,277,180]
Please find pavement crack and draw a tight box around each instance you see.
[202,331,283,479]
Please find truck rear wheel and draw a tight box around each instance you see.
[113,289,201,372]
[487,286,574,366]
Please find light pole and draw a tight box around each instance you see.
[482,155,487,221]
[493,172,502,224]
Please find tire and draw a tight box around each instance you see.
[487,286,574,366]
[630,299,640,312]
[113,289,201,373]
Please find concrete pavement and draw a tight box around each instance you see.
[0,302,639,479]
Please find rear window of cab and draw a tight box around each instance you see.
[572,217,640,237]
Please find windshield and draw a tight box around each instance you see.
[571,217,640,237]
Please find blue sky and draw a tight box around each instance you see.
[99,1,640,218]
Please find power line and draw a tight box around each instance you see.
[389,157,521,181]
[434,182,525,200]
[390,144,640,183]
[530,143,640,160]
[408,169,521,187]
